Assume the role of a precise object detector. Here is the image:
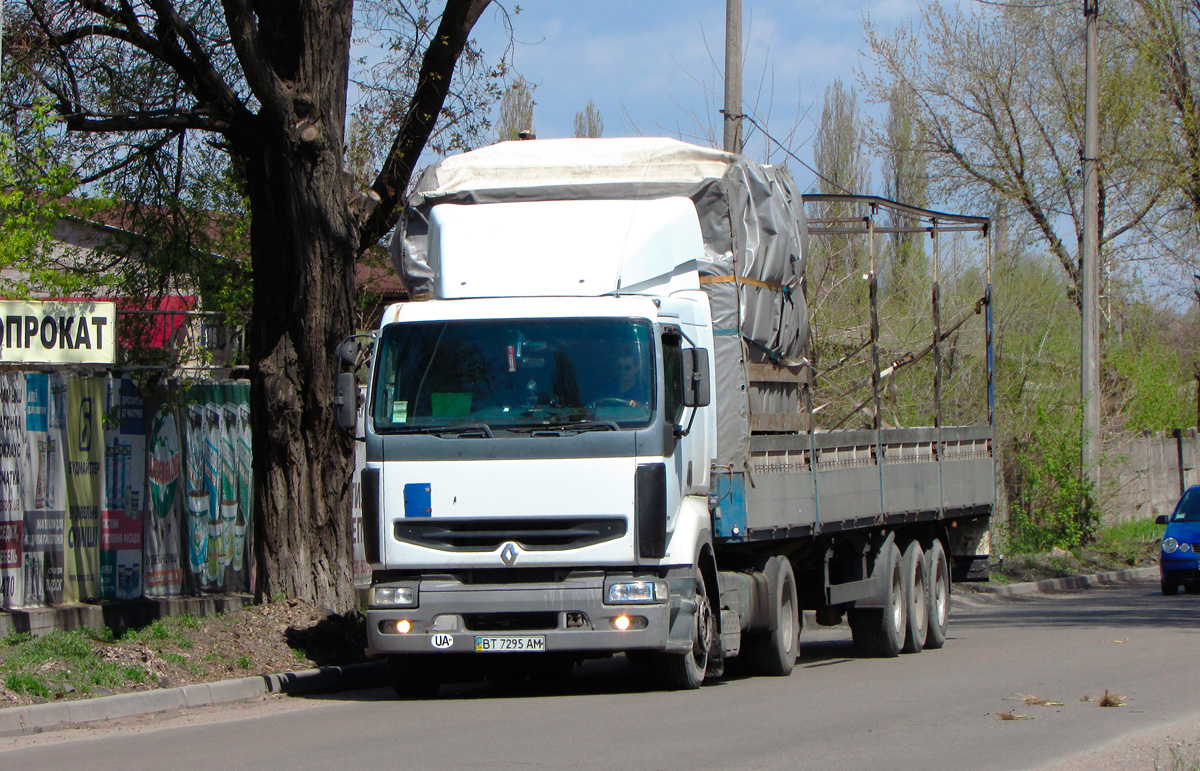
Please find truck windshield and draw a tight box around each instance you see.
[371,319,654,433]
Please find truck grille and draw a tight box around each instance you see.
[393,517,626,552]
[463,612,560,632]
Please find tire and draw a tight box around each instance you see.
[743,556,800,676]
[849,540,906,658]
[1163,580,1179,596]
[654,570,713,690]
[1186,583,1200,596]
[924,539,951,649]
[901,541,928,654]
[386,655,441,699]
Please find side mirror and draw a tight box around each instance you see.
[336,340,359,367]
[1156,514,1169,525]
[335,371,358,431]
[681,348,711,408]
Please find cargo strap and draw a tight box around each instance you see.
[699,275,786,292]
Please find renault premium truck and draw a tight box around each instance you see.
[339,138,995,697]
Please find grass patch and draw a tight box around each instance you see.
[992,517,1161,584]
[1,627,169,700]
[235,655,253,669]
[124,618,196,649]
[5,671,50,698]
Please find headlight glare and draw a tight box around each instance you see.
[372,585,417,607]
[605,580,666,605]
[1163,537,1179,554]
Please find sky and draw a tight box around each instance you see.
[466,1,920,194]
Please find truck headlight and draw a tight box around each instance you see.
[1163,537,1179,554]
[371,585,417,607]
[605,580,667,605]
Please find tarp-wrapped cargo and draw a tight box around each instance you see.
[390,137,810,469]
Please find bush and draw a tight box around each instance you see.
[1005,405,1099,552]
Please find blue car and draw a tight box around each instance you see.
[1157,485,1200,596]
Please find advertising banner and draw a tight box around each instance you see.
[64,376,104,602]
[100,376,146,600]
[143,400,183,597]
[0,373,25,608]
[23,373,67,606]
[184,383,251,594]
[0,301,117,365]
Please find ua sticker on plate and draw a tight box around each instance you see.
[431,633,454,649]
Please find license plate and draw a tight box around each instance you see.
[474,635,546,653]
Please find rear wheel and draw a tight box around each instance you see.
[901,541,928,654]
[924,539,951,649]
[654,570,712,690]
[849,541,906,658]
[743,556,799,676]
[386,655,441,699]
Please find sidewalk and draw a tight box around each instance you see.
[0,566,1161,738]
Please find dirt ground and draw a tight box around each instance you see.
[0,600,368,709]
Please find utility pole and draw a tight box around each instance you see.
[723,0,743,154]
[1081,0,1101,495]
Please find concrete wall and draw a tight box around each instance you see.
[1101,428,1199,525]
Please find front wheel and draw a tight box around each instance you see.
[654,571,713,690]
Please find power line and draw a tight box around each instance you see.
[724,110,854,195]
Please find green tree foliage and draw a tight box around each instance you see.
[496,76,536,141]
[879,85,928,297]
[809,79,871,317]
[0,101,93,298]
[1105,311,1195,432]
[573,100,604,138]
[1006,405,1099,552]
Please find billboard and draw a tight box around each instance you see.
[0,301,117,365]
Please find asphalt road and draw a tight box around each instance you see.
[3,578,1198,771]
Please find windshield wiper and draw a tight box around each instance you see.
[393,423,494,438]
[508,421,620,434]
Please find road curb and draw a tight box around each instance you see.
[0,660,386,737]
[0,567,1159,738]
[977,566,1158,597]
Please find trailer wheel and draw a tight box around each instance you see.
[901,541,927,654]
[655,570,712,690]
[386,655,441,699]
[924,539,951,649]
[848,540,905,658]
[743,556,799,676]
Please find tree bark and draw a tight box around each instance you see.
[241,1,358,611]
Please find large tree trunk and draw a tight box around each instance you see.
[243,5,358,612]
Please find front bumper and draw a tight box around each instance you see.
[366,569,695,656]
[1160,557,1200,584]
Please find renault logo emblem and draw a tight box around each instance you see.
[500,542,518,567]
